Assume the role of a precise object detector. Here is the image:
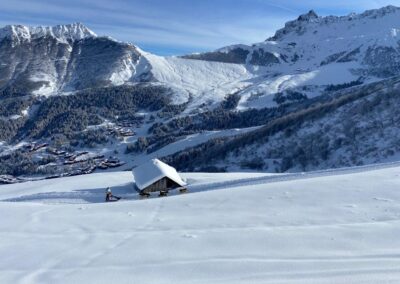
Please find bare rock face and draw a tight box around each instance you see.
[269,10,319,41]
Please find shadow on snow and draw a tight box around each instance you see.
[2,182,138,204]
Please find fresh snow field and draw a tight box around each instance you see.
[1,164,400,283]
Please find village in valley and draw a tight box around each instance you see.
[0,143,126,184]
[0,122,135,184]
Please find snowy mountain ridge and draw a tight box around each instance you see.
[2,5,400,106]
[268,5,400,41]
[206,5,400,67]
[180,5,400,109]
[0,23,148,96]
[0,23,97,44]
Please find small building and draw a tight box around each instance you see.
[132,159,186,194]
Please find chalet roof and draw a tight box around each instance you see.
[132,159,186,190]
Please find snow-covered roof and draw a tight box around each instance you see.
[132,159,186,190]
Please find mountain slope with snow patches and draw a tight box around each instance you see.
[181,6,400,108]
[4,6,400,108]
[2,6,400,178]
[0,23,150,96]
[1,164,400,283]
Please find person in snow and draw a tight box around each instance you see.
[105,187,121,202]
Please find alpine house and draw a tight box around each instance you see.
[132,159,186,194]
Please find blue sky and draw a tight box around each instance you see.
[1,0,400,55]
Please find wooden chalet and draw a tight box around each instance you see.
[132,159,186,194]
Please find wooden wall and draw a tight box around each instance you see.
[142,177,180,193]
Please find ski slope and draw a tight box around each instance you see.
[144,53,260,110]
[1,164,400,283]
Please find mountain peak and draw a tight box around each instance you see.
[0,23,97,43]
[268,5,400,42]
[49,22,97,40]
[360,5,400,18]
[297,10,319,21]
[267,10,320,41]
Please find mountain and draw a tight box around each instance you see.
[184,5,400,72]
[0,22,97,43]
[4,6,400,107]
[0,23,152,96]
[182,5,400,107]
[1,6,400,179]
[164,76,400,172]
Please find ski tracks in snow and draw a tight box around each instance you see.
[60,199,166,276]
[19,222,93,284]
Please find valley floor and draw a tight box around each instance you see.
[1,164,400,283]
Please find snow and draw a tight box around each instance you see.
[271,6,400,45]
[109,57,136,85]
[146,6,400,111]
[144,51,356,111]
[1,164,400,283]
[143,53,261,110]
[2,6,400,112]
[132,159,186,190]
[4,6,396,110]
[0,141,29,157]
[237,63,360,109]
[142,29,365,111]
[21,106,30,117]
[108,51,151,86]
[0,23,96,44]
[30,73,57,97]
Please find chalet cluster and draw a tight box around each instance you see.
[106,125,135,137]
[5,143,127,181]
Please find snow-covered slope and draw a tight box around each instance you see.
[188,5,400,69]
[3,6,400,179]
[144,52,265,108]
[2,6,400,110]
[1,164,400,283]
[144,5,400,110]
[182,5,400,108]
[163,76,400,173]
[4,6,400,108]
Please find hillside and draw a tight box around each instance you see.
[1,164,400,283]
[164,76,400,172]
[2,6,400,179]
